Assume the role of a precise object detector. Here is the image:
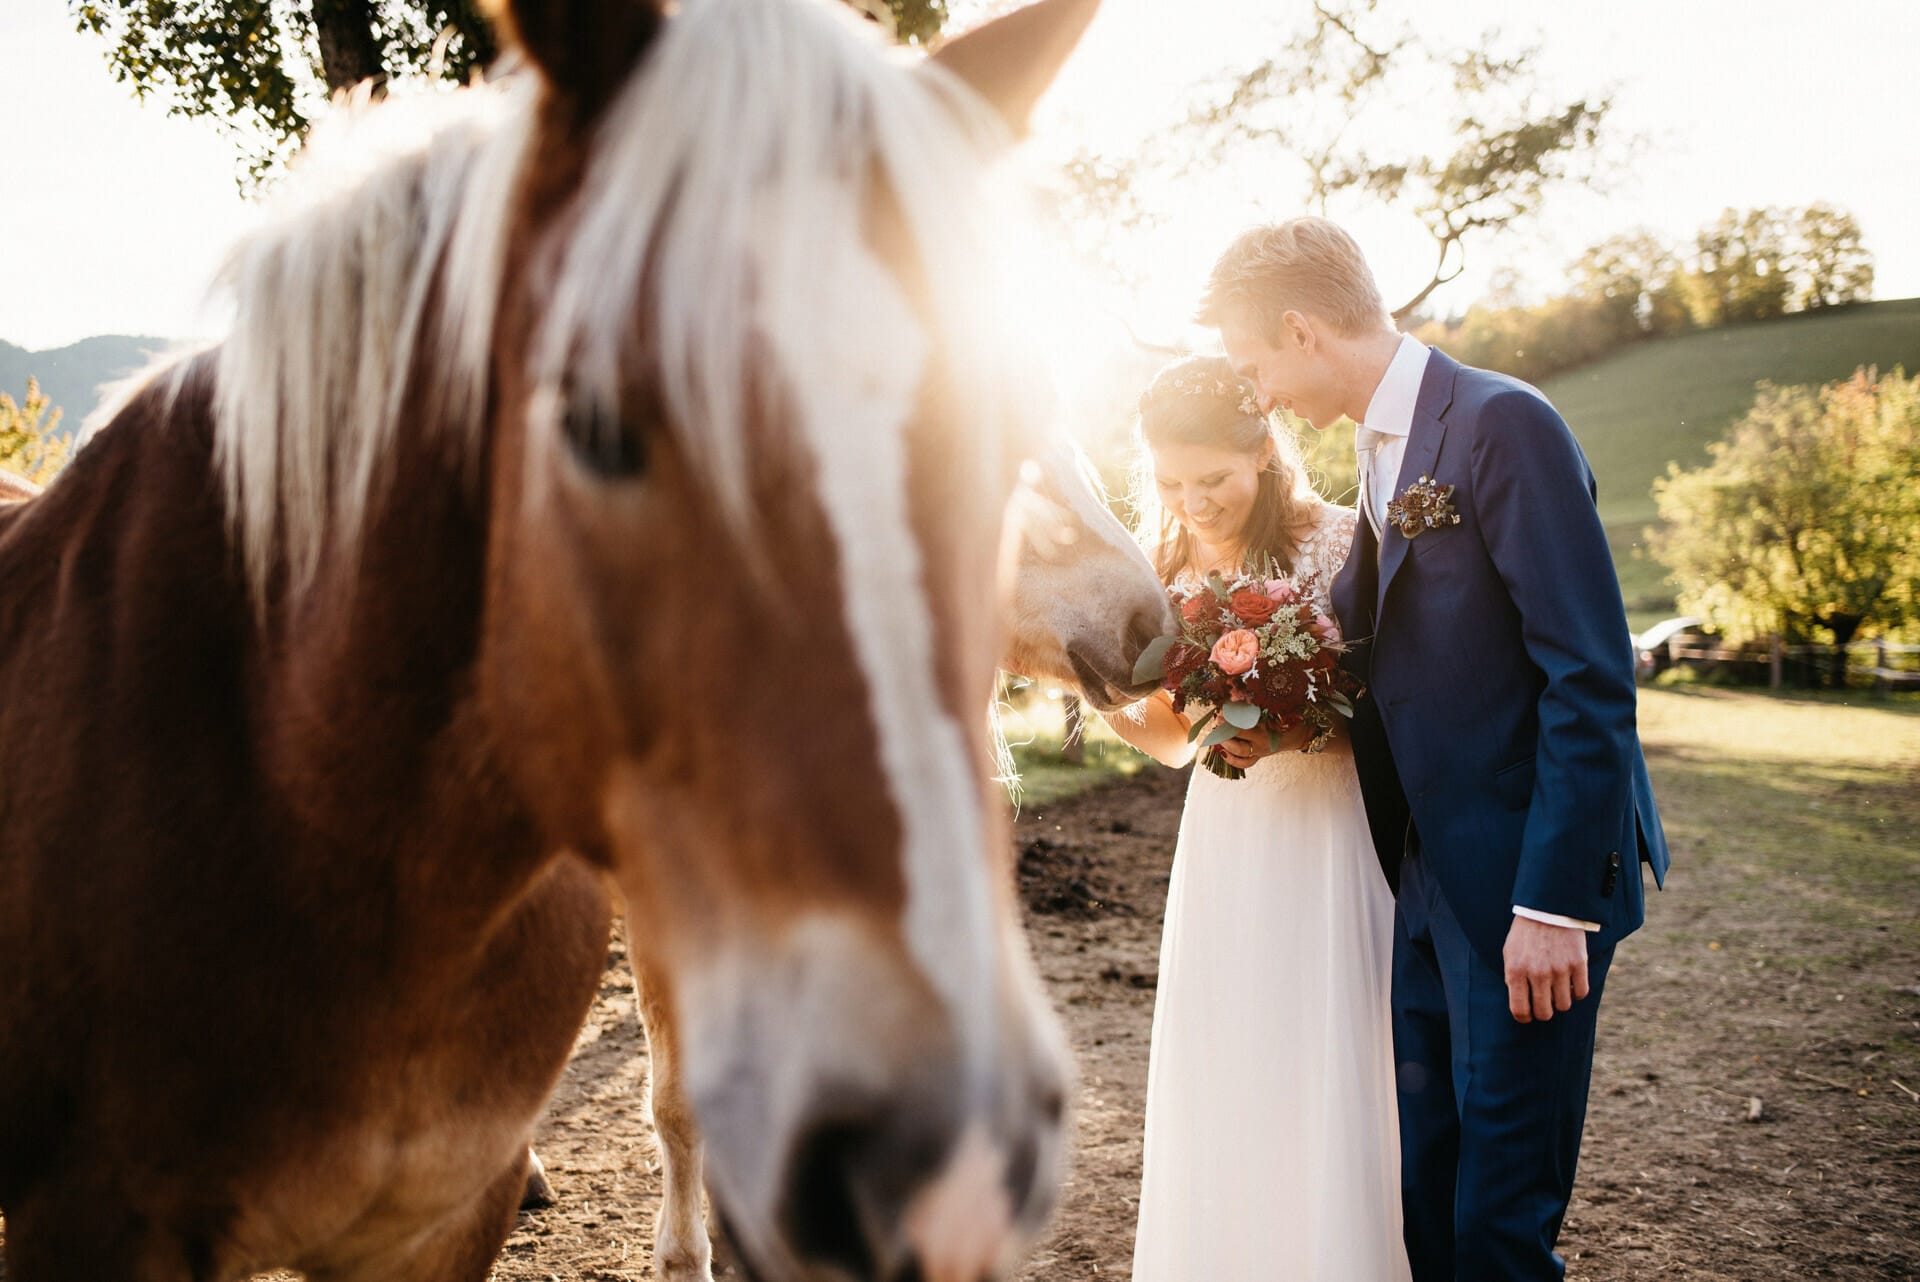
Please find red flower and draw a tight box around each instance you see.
[1164,642,1209,685]
[1180,593,1222,626]
[1228,589,1280,626]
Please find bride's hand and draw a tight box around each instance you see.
[1217,722,1316,769]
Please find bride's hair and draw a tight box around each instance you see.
[1132,354,1319,585]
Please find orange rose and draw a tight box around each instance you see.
[1229,589,1280,626]
[1210,628,1260,676]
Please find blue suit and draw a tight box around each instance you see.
[1330,348,1669,1280]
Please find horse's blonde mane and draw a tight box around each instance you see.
[207,0,1027,602]
[211,75,532,598]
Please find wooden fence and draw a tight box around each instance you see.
[1666,638,1920,693]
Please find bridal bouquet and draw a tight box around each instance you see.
[1132,564,1364,780]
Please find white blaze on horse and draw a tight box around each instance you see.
[631,436,1170,1281]
[0,1,1174,1280]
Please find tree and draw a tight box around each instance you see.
[73,0,950,185]
[1648,368,1920,675]
[1166,0,1614,320]
[1570,230,1690,342]
[1679,207,1796,327]
[0,378,71,485]
[1793,203,1875,311]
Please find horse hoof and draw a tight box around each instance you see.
[520,1150,556,1210]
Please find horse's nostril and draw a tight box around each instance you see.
[784,1120,877,1279]
[1128,610,1164,655]
[1005,1132,1042,1219]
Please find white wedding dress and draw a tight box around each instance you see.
[1132,503,1411,1282]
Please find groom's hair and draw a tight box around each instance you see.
[1197,218,1390,339]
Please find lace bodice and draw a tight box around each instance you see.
[1291,503,1358,614]
[1173,502,1358,616]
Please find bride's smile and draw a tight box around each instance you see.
[1151,438,1273,556]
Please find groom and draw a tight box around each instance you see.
[1200,218,1669,1280]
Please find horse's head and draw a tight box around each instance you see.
[474,0,1098,1277]
[1002,440,1174,711]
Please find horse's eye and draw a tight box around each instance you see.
[560,402,647,478]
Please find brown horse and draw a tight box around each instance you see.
[0,0,1120,1279]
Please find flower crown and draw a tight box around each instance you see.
[1141,368,1265,419]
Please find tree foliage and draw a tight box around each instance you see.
[1647,368,1920,648]
[0,379,71,486]
[1415,206,1877,386]
[1790,203,1875,312]
[72,0,950,186]
[1164,0,1613,320]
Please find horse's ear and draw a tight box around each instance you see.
[927,0,1101,138]
[483,0,665,122]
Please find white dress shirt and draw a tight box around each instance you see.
[1356,333,1429,536]
[1354,335,1600,934]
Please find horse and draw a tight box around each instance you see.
[0,0,1145,1278]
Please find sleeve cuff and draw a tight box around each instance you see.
[1513,905,1601,932]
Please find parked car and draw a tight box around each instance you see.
[1633,616,1709,680]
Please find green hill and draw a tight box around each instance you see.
[1534,298,1920,629]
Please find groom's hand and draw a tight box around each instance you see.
[1502,916,1591,1023]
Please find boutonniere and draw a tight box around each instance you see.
[1386,474,1461,538]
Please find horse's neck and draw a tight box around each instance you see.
[250,379,554,924]
[2,362,547,933]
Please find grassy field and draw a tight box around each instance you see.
[999,686,1149,807]
[1535,298,1920,627]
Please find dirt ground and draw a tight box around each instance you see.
[5,694,1916,1280]
[487,697,1920,1281]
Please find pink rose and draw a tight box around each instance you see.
[1210,628,1260,676]
[1264,579,1300,605]
[1312,614,1340,642]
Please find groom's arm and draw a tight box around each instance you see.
[1470,387,1639,936]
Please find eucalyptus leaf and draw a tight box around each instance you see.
[1131,634,1175,686]
[1221,700,1262,730]
[1201,719,1241,749]
[1328,690,1356,716]
[1185,709,1218,743]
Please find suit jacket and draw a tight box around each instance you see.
[1330,348,1670,963]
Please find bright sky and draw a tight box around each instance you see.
[2,0,1917,352]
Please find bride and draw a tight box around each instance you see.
[1103,355,1411,1281]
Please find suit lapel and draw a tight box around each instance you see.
[1375,351,1459,619]
[1331,504,1375,657]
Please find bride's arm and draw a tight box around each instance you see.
[1099,689,1197,769]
